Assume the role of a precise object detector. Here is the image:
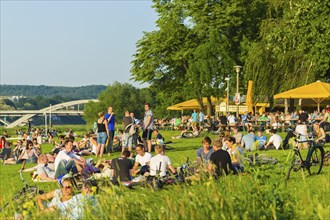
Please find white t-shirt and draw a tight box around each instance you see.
[149,154,171,177]
[269,134,282,150]
[135,152,152,166]
[54,150,80,172]
[295,124,307,136]
[228,115,236,124]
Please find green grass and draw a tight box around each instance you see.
[0,128,329,219]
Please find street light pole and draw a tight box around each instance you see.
[234,65,242,119]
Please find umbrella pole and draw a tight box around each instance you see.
[285,99,288,114]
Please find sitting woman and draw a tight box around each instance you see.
[149,145,176,178]
[4,140,39,168]
[224,136,244,173]
[32,138,42,155]
[0,141,12,160]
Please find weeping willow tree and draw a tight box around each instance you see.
[243,0,330,107]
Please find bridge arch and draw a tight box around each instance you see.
[5,99,98,128]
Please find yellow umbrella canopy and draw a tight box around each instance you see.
[273,81,330,111]
[274,81,330,99]
[167,96,220,111]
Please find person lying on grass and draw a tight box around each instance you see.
[37,179,95,220]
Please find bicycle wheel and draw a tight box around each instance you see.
[308,145,325,175]
[286,153,301,181]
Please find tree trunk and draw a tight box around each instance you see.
[206,96,213,125]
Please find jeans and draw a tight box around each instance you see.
[55,159,78,178]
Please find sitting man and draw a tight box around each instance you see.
[241,130,256,151]
[132,144,152,175]
[36,154,57,182]
[149,145,176,178]
[265,129,282,150]
[110,150,133,184]
[196,136,214,166]
[153,129,164,145]
[54,140,86,179]
[208,137,233,177]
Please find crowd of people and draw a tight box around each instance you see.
[0,104,329,219]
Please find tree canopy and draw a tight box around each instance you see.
[131,0,329,113]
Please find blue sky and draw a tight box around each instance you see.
[0,0,158,87]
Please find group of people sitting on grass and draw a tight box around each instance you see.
[1,105,329,219]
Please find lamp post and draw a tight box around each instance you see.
[234,65,242,118]
[225,76,230,114]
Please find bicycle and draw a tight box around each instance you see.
[243,153,278,166]
[0,170,43,212]
[286,132,325,181]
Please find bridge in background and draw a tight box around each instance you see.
[0,99,98,128]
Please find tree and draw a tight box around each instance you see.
[83,82,155,124]
[243,0,330,106]
[131,0,269,116]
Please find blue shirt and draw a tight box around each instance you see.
[256,136,267,147]
[105,113,115,131]
[191,112,198,122]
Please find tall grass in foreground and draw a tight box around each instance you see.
[1,168,329,219]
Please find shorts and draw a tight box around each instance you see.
[123,133,133,147]
[142,129,153,140]
[97,132,107,144]
[297,135,307,142]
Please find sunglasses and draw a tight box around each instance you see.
[63,185,72,189]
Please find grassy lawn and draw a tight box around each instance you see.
[0,128,329,219]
